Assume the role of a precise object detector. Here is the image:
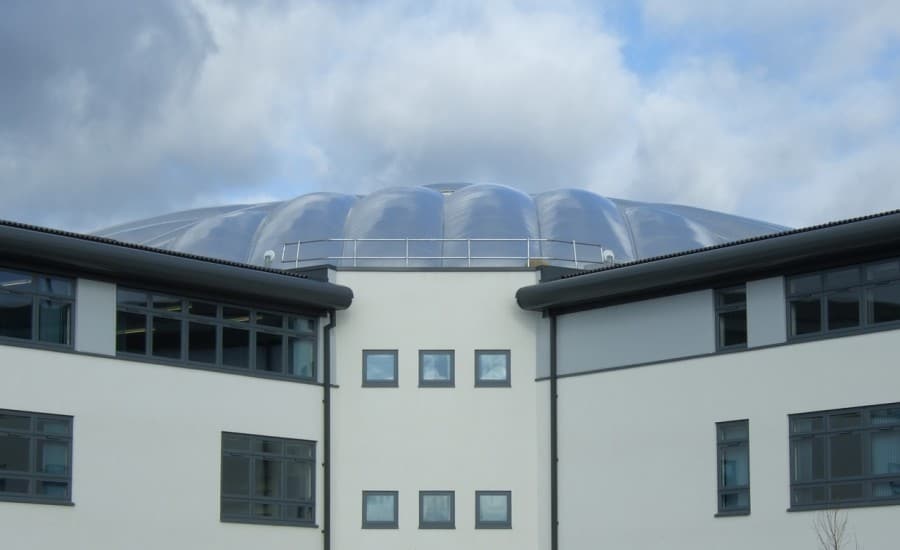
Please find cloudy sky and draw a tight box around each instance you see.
[1,0,898,232]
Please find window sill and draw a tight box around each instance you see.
[221,517,319,528]
[0,496,74,507]
[788,499,900,513]
[714,510,749,518]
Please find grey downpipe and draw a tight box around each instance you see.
[550,314,559,550]
[323,310,336,550]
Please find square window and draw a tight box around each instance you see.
[220,432,315,527]
[419,491,454,529]
[363,350,398,387]
[419,350,454,387]
[0,409,72,504]
[362,491,398,529]
[476,491,511,528]
[475,350,510,387]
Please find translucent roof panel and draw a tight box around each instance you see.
[94,183,787,269]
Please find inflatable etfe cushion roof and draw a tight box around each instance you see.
[94,183,787,268]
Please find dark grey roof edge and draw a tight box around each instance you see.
[516,209,900,312]
[0,219,353,311]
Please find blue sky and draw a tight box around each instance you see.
[0,0,898,231]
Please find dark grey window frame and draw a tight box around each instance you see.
[362,350,399,388]
[0,267,74,349]
[362,490,399,529]
[419,490,455,529]
[220,432,317,527]
[474,350,511,387]
[786,259,900,342]
[789,402,900,511]
[715,286,747,351]
[0,409,73,505]
[418,350,455,388]
[716,420,750,516]
[475,490,512,529]
[116,288,317,382]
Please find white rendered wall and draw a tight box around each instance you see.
[0,345,324,550]
[331,270,545,550]
[555,329,900,550]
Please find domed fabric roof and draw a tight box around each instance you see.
[95,183,786,268]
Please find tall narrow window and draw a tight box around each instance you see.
[716,420,750,515]
[715,287,747,350]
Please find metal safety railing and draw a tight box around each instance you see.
[280,238,615,269]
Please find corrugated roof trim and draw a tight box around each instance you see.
[560,208,900,280]
[0,218,307,279]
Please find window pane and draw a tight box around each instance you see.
[116,311,147,354]
[421,493,452,523]
[0,478,29,494]
[189,301,217,317]
[478,352,509,382]
[793,486,828,506]
[718,423,749,442]
[719,490,749,511]
[37,277,73,296]
[287,337,315,379]
[718,310,747,347]
[366,494,396,522]
[222,328,250,369]
[36,480,68,498]
[831,483,864,501]
[827,290,860,330]
[0,291,32,340]
[830,412,862,429]
[254,458,282,498]
[478,494,509,522]
[285,461,313,500]
[116,289,146,307]
[256,312,283,327]
[288,316,315,332]
[284,504,314,522]
[825,268,860,289]
[791,298,821,335]
[223,307,250,323]
[255,332,283,373]
[222,499,249,516]
[421,352,452,381]
[867,284,900,324]
[252,502,279,518]
[717,287,745,306]
[222,455,250,495]
[36,440,69,474]
[36,419,69,435]
[830,433,863,478]
[188,322,217,364]
[222,434,250,451]
[790,274,822,295]
[38,300,70,344]
[285,442,314,459]
[251,438,282,454]
[0,413,30,431]
[0,435,30,471]
[152,317,181,359]
[721,446,749,487]
[365,353,396,382]
[872,407,900,426]
[0,270,33,290]
[866,260,900,282]
[873,481,900,498]
[871,430,900,475]
[152,294,182,313]
[792,437,826,481]
[792,416,825,434]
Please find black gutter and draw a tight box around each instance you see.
[550,314,559,550]
[517,210,900,312]
[0,220,353,311]
[322,311,336,550]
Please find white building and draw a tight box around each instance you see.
[1,186,897,549]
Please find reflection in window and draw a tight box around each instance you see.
[789,402,900,509]
[419,350,454,387]
[363,491,398,528]
[363,350,398,387]
[716,420,750,515]
[476,491,511,528]
[475,350,510,387]
[0,268,73,346]
[419,491,454,529]
[221,432,315,526]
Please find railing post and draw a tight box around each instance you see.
[526,239,531,267]
[467,239,471,268]
[405,238,409,267]
[353,239,358,267]
[572,240,578,269]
